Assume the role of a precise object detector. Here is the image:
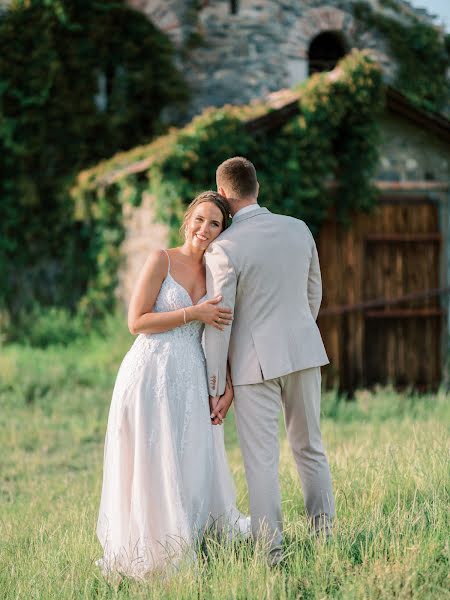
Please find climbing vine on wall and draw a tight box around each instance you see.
[353,2,449,113]
[0,0,188,334]
[72,50,383,322]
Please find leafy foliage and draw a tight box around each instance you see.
[72,50,383,321]
[6,305,86,348]
[353,2,450,113]
[0,0,188,332]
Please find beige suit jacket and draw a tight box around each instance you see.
[204,207,329,396]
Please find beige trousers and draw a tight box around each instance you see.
[233,367,335,551]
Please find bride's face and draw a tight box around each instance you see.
[186,202,224,250]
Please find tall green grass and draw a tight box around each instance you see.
[1,316,449,599]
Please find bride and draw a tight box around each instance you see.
[96,191,249,579]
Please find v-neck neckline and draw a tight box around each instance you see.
[166,272,206,306]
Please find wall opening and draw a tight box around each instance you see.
[230,1,239,15]
[308,31,347,75]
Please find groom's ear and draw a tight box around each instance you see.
[218,186,227,198]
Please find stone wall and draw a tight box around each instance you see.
[117,193,169,306]
[127,0,186,45]
[127,0,437,116]
[377,114,450,182]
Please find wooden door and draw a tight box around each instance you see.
[363,197,442,390]
[318,194,445,392]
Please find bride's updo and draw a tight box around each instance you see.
[180,191,231,238]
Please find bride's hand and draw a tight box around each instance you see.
[192,295,233,330]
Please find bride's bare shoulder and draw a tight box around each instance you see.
[141,249,169,275]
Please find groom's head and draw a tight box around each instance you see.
[216,157,259,214]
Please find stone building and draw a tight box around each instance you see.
[116,81,450,392]
[128,0,442,115]
[109,1,450,391]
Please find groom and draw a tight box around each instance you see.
[204,157,335,564]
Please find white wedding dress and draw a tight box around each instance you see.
[96,258,249,579]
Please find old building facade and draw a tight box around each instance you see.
[119,1,449,391]
[128,0,438,115]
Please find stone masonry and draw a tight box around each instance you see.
[377,114,450,182]
[117,193,169,306]
[127,0,439,116]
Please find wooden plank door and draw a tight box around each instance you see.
[363,197,442,390]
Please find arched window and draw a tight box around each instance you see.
[308,31,347,75]
[230,0,239,15]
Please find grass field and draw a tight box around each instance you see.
[1,316,449,599]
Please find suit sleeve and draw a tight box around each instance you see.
[306,226,322,321]
[204,243,237,396]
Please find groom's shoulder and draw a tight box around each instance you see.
[205,226,242,264]
[207,230,234,254]
[214,222,241,244]
[272,212,309,231]
[214,211,309,241]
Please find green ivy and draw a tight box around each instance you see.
[0,0,188,332]
[353,2,449,113]
[71,50,383,322]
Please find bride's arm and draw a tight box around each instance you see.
[128,250,232,335]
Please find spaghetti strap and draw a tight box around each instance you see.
[162,249,171,275]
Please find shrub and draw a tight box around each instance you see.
[6,305,86,348]
[353,2,450,113]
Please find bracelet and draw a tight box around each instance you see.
[183,308,187,325]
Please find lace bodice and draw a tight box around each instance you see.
[152,272,206,343]
[114,271,207,401]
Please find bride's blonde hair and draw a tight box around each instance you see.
[180,191,230,239]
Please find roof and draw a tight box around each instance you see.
[384,86,450,143]
[245,85,450,144]
[89,78,450,188]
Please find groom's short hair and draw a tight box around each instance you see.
[216,157,258,199]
